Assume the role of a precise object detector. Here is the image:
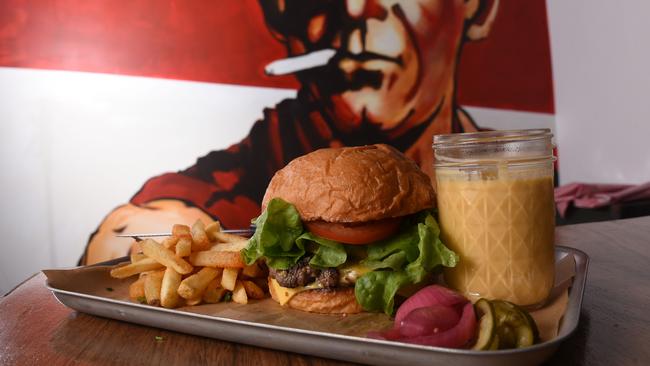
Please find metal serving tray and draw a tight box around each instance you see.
[44,246,588,366]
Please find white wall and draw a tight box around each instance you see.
[547,0,650,184]
[0,68,295,294]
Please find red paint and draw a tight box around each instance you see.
[0,0,554,114]
[211,196,260,229]
[130,171,260,228]
[456,0,555,113]
[211,170,240,192]
[0,0,296,88]
[131,172,216,209]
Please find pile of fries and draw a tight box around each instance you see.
[110,220,267,308]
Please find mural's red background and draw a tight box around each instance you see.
[0,0,554,113]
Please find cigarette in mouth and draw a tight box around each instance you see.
[264,49,336,76]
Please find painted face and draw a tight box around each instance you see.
[261,0,468,132]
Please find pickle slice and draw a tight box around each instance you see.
[496,323,517,348]
[471,299,496,350]
[516,303,541,343]
[488,334,500,350]
[492,300,537,348]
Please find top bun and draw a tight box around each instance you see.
[262,144,435,223]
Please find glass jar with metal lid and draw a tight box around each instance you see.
[433,129,555,307]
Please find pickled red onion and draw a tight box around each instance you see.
[399,305,460,337]
[368,285,476,349]
[398,302,476,348]
[394,285,467,326]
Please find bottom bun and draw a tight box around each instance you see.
[268,278,364,314]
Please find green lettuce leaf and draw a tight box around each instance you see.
[242,198,305,269]
[356,212,458,314]
[405,215,458,283]
[242,198,347,269]
[296,232,347,268]
[362,251,407,271]
[355,271,409,314]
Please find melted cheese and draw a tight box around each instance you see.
[338,263,371,285]
[269,278,324,306]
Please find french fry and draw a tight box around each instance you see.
[210,241,248,252]
[241,280,265,299]
[250,277,269,292]
[139,269,157,279]
[212,268,223,285]
[175,237,192,257]
[172,224,191,238]
[162,236,179,249]
[221,268,239,291]
[140,239,193,274]
[232,281,248,304]
[123,220,270,309]
[212,231,248,243]
[191,219,211,251]
[241,262,264,278]
[177,267,222,300]
[204,221,221,241]
[110,258,164,279]
[129,276,145,301]
[129,241,142,255]
[189,250,245,268]
[185,296,203,306]
[160,267,182,308]
[143,270,164,306]
[130,253,147,263]
[202,278,227,303]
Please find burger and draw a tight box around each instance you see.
[242,144,458,315]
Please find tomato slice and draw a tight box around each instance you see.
[304,217,402,245]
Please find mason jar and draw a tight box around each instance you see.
[433,129,556,307]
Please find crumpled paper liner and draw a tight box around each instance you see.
[530,252,575,342]
[43,252,575,343]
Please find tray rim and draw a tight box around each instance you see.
[43,245,589,360]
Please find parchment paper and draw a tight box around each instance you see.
[43,252,575,342]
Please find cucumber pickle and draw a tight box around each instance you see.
[473,299,539,350]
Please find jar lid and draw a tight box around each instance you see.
[433,129,552,146]
[433,129,554,165]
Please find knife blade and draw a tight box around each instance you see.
[116,228,254,241]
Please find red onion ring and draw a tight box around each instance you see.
[397,302,477,348]
[368,285,476,349]
[399,305,461,337]
[394,285,467,326]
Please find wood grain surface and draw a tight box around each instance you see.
[2,216,649,366]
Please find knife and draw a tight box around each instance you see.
[116,228,255,241]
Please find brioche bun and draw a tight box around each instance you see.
[268,278,363,314]
[262,144,435,223]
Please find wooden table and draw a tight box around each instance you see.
[2,216,649,366]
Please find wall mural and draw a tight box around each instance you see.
[0,0,554,264]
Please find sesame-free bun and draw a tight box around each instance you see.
[268,279,363,314]
[262,144,435,223]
